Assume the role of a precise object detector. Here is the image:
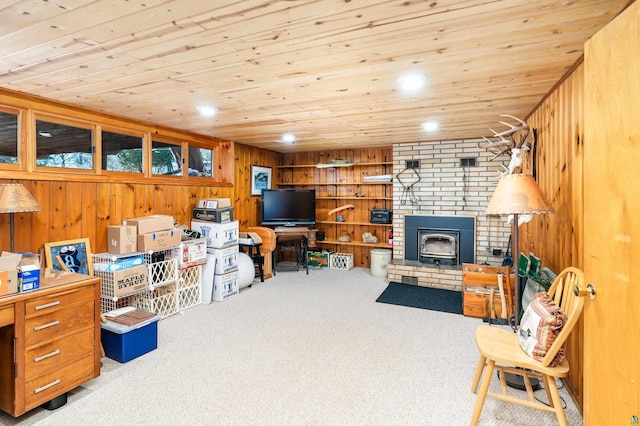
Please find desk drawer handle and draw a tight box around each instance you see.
[34,349,61,363]
[33,320,60,331]
[34,378,61,394]
[34,300,61,311]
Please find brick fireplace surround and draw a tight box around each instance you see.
[387,139,509,291]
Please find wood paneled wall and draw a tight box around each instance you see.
[234,144,282,229]
[524,64,585,408]
[0,142,280,255]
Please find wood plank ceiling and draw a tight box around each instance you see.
[0,0,631,153]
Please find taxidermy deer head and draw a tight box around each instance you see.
[479,114,530,176]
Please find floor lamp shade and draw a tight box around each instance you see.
[485,174,554,326]
[485,174,555,216]
[0,184,43,252]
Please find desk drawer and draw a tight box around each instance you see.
[24,328,94,380]
[0,305,13,327]
[25,355,95,411]
[24,300,94,347]
[25,286,94,319]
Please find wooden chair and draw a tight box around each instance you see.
[470,266,586,426]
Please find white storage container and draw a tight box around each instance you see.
[213,270,239,302]
[191,220,239,248]
[207,245,239,274]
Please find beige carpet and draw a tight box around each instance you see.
[1,267,582,425]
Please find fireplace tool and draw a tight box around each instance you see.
[396,164,421,205]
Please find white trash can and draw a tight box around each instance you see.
[370,249,392,278]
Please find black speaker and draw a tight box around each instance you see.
[316,231,325,241]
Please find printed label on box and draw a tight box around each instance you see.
[112,265,148,297]
[213,270,239,302]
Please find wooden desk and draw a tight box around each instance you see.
[273,227,318,274]
[0,271,101,417]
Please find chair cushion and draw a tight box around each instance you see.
[517,292,568,366]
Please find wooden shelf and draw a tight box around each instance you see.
[277,162,392,169]
[278,149,393,267]
[316,220,392,226]
[317,196,393,201]
[316,239,392,248]
[277,181,391,186]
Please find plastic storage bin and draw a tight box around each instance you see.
[101,314,160,363]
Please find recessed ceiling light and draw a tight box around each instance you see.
[280,133,296,143]
[196,105,218,117]
[398,73,427,93]
[422,120,439,133]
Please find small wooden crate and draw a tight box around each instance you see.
[462,263,513,318]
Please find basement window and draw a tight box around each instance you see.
[152,140,183,177]
[0,109,19,165]
[188,146,213,177]
[101,129,144,173]
[35,116,94,170]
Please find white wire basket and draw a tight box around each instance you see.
[100,296,133,314]
[132,283,179,319]
[329,253,354,270]
[178,265,202,310]
[92,252,149,300]
[142,247,180,289]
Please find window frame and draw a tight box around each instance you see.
[0,99,233,186]
[0,105,25,171]
[33,113,96,175]
[98,125,147,177]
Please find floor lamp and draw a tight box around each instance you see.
[485,173,555,390]
[0,184,43,252]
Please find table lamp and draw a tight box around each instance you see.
[485,173,555,327]
[0,183,43,252]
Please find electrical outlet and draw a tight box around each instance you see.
[405,159,419,169]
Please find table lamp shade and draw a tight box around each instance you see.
[0,184,43,213]
[485,174,555,216]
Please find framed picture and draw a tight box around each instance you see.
[251,165,272,196]
[44,238,94,275]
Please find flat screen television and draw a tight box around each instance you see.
[261,189,316,227]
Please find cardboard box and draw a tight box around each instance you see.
[101,314,159,363]
[0,252,20,295]
[307,251,331,268]
[123,214,174,234]
[213,270,239,302]
[192,207,234,223]
[108,225,138,254]
[191,220,239,248]
[108,264,149,298]
[207,245,239,274]
[197,198,231,209]
[18,259,41,291]
[0,270,10,296]
[179,238,208,267]
[137,229,181,252]
[0,252,41,294]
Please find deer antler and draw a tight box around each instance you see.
[481,115,531,177]
[495,114,529,149]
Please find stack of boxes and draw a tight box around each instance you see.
[96,214,182,316]
[122,214,181,253]
[191,198,239,302]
